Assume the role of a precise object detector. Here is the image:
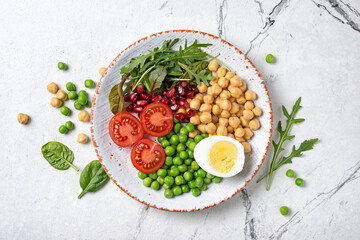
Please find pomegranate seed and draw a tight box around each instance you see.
[124,93,131,102]
[180,81,188,87]
[151,94,162,102]
[177,85,185,96]
[170,104,180,111]
[136,100,148,107]
[174,113,185,120]
[126,103,136,112]
[186,91,195,99]
[133,106,143,113]
[130,93,138,102]
[185,109,195,118]
[181,118,189,123]
[170,98,176,104]
[136,84,145,93]
[140,93,148,100]
[192,86,199,94]
[185,85,192,92]
[160,97,169,105]
[167,88,176,98]
[178,98,189,108]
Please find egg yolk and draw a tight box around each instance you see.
[209,141,237,173]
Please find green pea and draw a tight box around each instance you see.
[212,176,222,183]
[197,169,206,178]
[165,146,176,156]
[59,125,68,134]
[186,138,194,147]
[182,185,190,193]
[165,156,173,166]
[266,54,275,63]
[68,91,77,100]
[179,151,188,160]
[158,136,166,142]
[185,123,195,133]
[180,127,188,135]
[151,180,160,190]
[149,172,157,180]
[66,82,76,91]
[138,172,147,179]
[204,177,211,184]
[173,117,180,124]
[78,90,87,97]
[170,165,177,169]
[177,143,186,152]
[143,177,152,187]
[65,121,74,130]
[74,101,83,110]
[170,135,179,145]
[195,177,204,188]
[85,79,94,88]
[157,176,164,185]
[173,123,182,133]
[163,183,172,190]
[201,133,208,138]
[161,165,169,170]
[184,159,192,165]
[280,206,289,215]
[175,150,180,157]
[192,187,201,197]
[175,176,186,185]
[206,173,215,179]
[188,180,196,189]
[169,167,180,177]
[57,62,67,70]
[193,171,198,178]
[161,140,170,148]
[164,189,173,198]
[191,161,200,171]
[173,156,183,165]
[60,106,71,116]
[78,95,88,105]
[199,184,207,191]
[173,186,182,196]
[166,130,174,139]
[194,135,204,143]
[157,169,167,178]
[295,178,303,186]
[187,150,194,159]
[188,142,197,151]
[184,171,193,181]
[164,176,174,185]
[188,168,194,173]
[286,169,295,178]
[178,164,187,173]
[85,100,91,108]
[179,134,188,143]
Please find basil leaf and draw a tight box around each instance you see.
[149,65,167,90]
[78,160,109,199]
[41,141,79,171]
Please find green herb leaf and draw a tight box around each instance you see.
[149,65,167,90]
[41,141,78,171]
[108,77,127,114]
[78,160,109,199]
[178,62,214,86]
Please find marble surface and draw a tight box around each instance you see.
[1,0,359,239]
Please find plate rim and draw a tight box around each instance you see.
[90,29,273,212]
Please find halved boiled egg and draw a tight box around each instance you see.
[194,136,245,178]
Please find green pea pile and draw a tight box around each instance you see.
[59,121,74,134]
[138,120,222,198]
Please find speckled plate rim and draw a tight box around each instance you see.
[90,29,273,212]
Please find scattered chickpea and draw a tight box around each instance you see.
[47,82,58,94]
[229,97,236,103]
[241,142,252,152]
[227,126,234,133]
[230,87,242,98]
[212,105,222,115]
[194,93,204,102]
[207,86,216,96]
[77,133,89,143]
[190,115,200,125]
[51,97,63,108]
[203,95,214,104]
[245,90,257,101]
[213,84,222,95]
[234,127,245,138]
[230,102,240,114]
[243,109,254,120]
[225,72,235,80]
[217,125,227,136]
[99,67,107,75]
[208,61,219,72]
[230,75,242,86]
[219,90,231,99]
[218,118,229,127]
[219,99,231,111]
[215,97,222,105]
[227,133,235,138]
[240,81,247,92]
[200,103,212,112]
[199,112,212,123]
[244,101,254,110]
[197,124,207,133]
[243,128,254,139]
[252,107,262,116]
[217,67,227,78]
[218,77,229,88]
[220,110,230,118]
[78,110,90,122]
[240,116,250,127]
[56,90,67,101]
[236,137,245,142]
[228,85,236,92]
[187,98,192,104]
[190,98,201,110]
[17,113,29,125]
[212,115,219,124]
[236,96,247,105]
[197,82,208,93]
[205,123,216,134]
[177,107,186,114]
[210,79,218,86]
[188,130,199,138]
[249,118,261,130]
[229,116,240,128]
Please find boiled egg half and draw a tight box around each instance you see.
[194,136,245,177]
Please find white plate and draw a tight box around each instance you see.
[90,30,273,212]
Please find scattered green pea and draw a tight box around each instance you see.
[165,146,176,156]
[157,169,167,178]
[286,169,295,178]
[184,158,192,165]
[192,187,201,196]
[173,156,183,165]
[169,168,180,177]
[165,156,173,166]
[138,172,147,179]
[177,143,186,152]
[151,180,160,190]
[59,125,68,134]
[185,123,195,133]
[206,173,215,179]
[178,164,187,173]
[184,171,193,181]
[164,189,173,198]
[295,178,304,186]
[157,176,164,185]
[179,151,188,160]
[199,184,207,191]
[201,133,208,138]
[85,100,91,108]
[179,134,188,143]
[78,90,87,97]
[173,123,182,133]
[164,176,174,185]
[166,130,174,139]
[68,91,77,100]
[163,183,172,190]
[266,54,275,63]
[194,135,204,143]
[187,150,194,159]
[173,117,180,124]
[280,206,289,215]
[143,177,152,187]
[188,180,196,189]
[74,101,83,110]
[85,79,94,88]
[158,136,166,142]
[60,106,71,116]
[182,185,190,193]
[191,161,199,171]
[78,95,88,105]
[204,177,211,184]
[161,140,170,148]
[195,177,204,188]
[149,172,157,180]
[65,121,73,130]
[66,82,76,91]
[197,169,206,178]
[179,127,188,135]
[173,186,182,195]
[212,176,222,183]
[170,135,179,145]
[188,142,197,151]
[57,62,67,70]
[175,176,186,185]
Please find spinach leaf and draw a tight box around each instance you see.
[78,160,109,199]
[108,77,127,114]
[41,141,79,171]
[149,65,167,90]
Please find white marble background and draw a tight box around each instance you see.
[1,0,359,239]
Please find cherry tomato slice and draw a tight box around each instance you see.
[140,103,173,137]
[131,139,165,174]
[109,112,144,147]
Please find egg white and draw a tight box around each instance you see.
[194,136,245,178]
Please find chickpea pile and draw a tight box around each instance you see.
[189,61,263,152]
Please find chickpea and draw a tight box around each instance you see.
[229,97,236,103]
[197,124,206,133]
[213,84,222,95]
[213,75,219,81]
[240,81,247,92]
[215,97,222,105]
[219,90,231,99]
[230,87,242,98]
[190,114,200,125]
[188,130,199,138]
[227,126,234,133]
[17,113,29,124]
[203,95,214,104]
[56,90,67,101]
[190,98,201,110]
[197,82,208,93]
[240,116,249,127]
[228,133,235,138]
[241,142,252,152]
[218,77,229,88]
[217,67,227,78]
[77,133,89,143]
[99,67,107,75]
[234,127,245,138]
[225,71,235,80]
[199,112,212,123]
[205,123,216,134]
[235,137,245,142]
[243,109,254,120]
[212,104,222,115]
[244,101,254,110]
[243,128,254,139]
[230,75,242,86]
[47,82,58,94]
[249,118,261,130]
[209,134,216,137]
[220,110,230,118]
[78,110,90,122]
[210,79,218,86]
[219,99,231,111]
[50,97,63,108]
[231,113,237,118]
[187,98,192,104]
[194,93,204,102]
[212,115,219,123]
[218,118,229,127]
[208,61,219,72]
[216,125,227,136]
[228,85,236,92]
[245,90,257,100]
[200,103,212,112]
[252,107,262,116]
[236,95,247,105]
[229,116,240,128]
[177,107,186,114]
[207,86,215,96]
[236,107,245,117]
[230,102,240,114]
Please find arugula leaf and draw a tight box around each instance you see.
[178,62,214,86]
